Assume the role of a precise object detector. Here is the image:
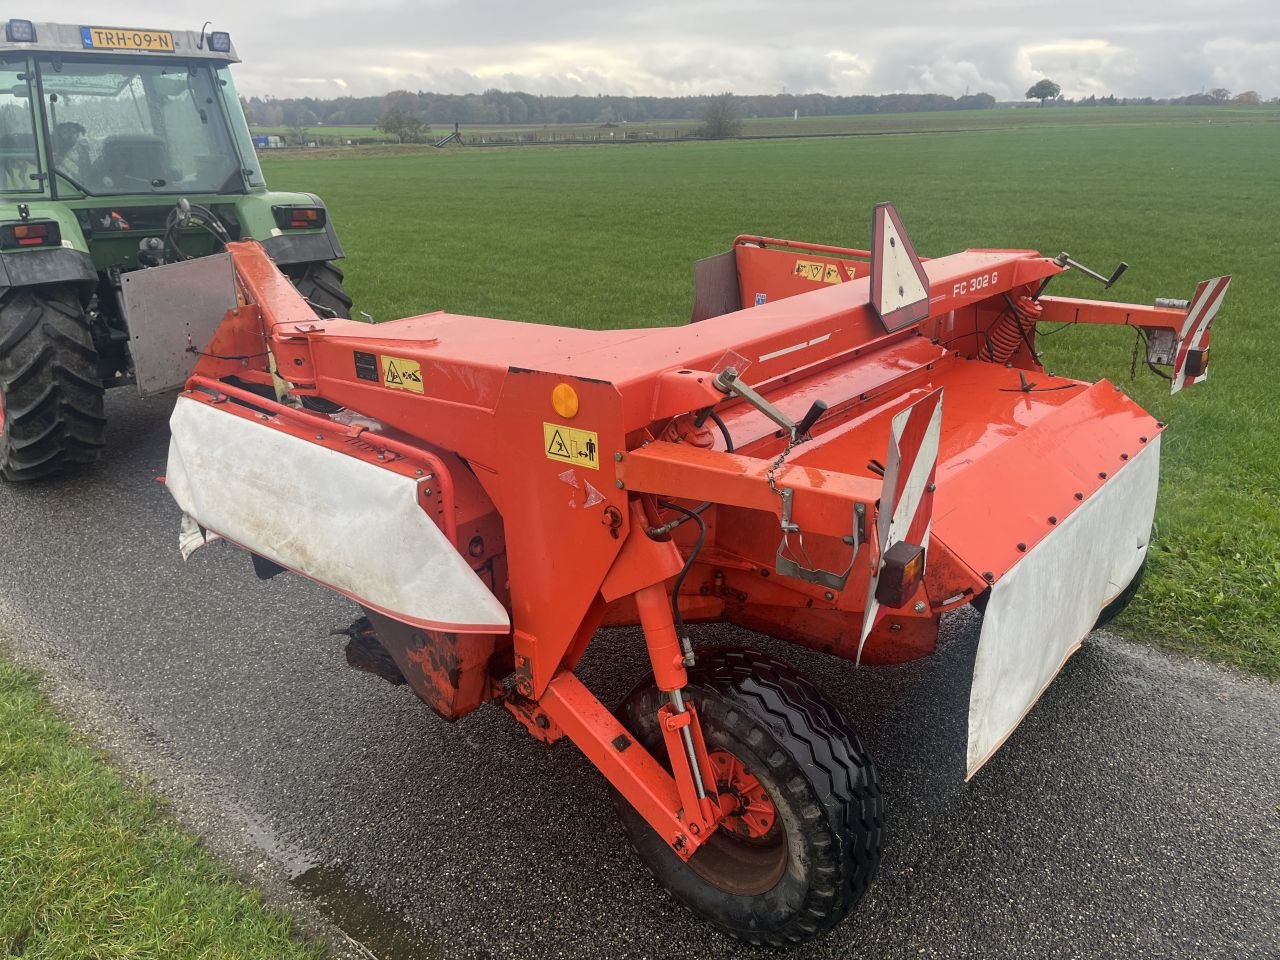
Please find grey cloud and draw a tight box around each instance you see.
[32,0,1280,99]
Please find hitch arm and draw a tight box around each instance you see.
[620,442,879,537]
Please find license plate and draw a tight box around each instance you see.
[80,27,175,52]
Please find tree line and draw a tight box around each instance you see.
[1025,78,1270,107]
[244,89,1000,129]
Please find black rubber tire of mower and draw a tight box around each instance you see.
[284,259,353,320]
[0,286,105,482]
[1094,558,1148,630]
[613,647,883,947]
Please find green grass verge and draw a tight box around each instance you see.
[0,660,325,959]
[259,109,1279,677]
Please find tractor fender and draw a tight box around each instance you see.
[0,202,95,301]
[235,191,344,267]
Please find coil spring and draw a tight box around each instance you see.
[982,295,1042,363]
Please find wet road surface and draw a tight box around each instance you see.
[2,390,1277,960]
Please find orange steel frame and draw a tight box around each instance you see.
[180,236,1212,859]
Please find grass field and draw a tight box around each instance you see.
[261,107,1279,676]
[0,661,324,959]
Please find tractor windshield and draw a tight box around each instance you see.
[0,60,42,194]
[36,58,247,197]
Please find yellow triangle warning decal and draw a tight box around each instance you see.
[380,354,424,394]
[542,422,600,469]
[547,429,571,459]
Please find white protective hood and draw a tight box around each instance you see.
[166,396,510,634]
[967,434,1161,777]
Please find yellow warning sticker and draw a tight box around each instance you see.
[543,422,600,470]
[792,259,843,284]
[381,355,423,394]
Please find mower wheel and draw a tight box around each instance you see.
[0,286,105,482]
[284,260,353,319]
[1094,558,1148,630]
[614,647,882,946]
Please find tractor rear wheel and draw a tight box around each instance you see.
[284,260,352,319]
[0,286,105,481]
[613,647,882,946]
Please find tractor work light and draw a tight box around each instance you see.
[272,205,327,231]
[874,540,926,609]
[6,19,36,42]
[0,220,61,249]
[207,31,231,53]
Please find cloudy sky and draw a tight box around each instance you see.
[35,1,1280,101]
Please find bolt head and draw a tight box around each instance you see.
[913,600,927,613]
[614,451,623,461]
[615,479,625,489]
[824,591,834,601]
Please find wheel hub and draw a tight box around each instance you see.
[709,749,777,839]
[684,747,788,896]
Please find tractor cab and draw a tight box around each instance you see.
[0,19,349,482]
[0,21,262,200]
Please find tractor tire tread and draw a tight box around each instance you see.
[0,287,105,481]
[284,260,353,319]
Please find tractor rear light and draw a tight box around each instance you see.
[207,31,232,53]
[273,205,327,231]
[6,19,36,43]
[1184,349,1208,378]
[1,221,60,249]
[874,541,926,609]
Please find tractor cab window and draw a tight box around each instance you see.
[0,61,42,195]
[36,59,246,197]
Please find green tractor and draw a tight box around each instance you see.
[0,18,350,480]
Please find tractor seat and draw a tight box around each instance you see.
[100,134,171,188]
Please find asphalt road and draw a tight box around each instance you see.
[2,389,1277,960]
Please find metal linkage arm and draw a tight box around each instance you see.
[712,366,828,442]
[620,441,880,537]
[1034,296,1188,331]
